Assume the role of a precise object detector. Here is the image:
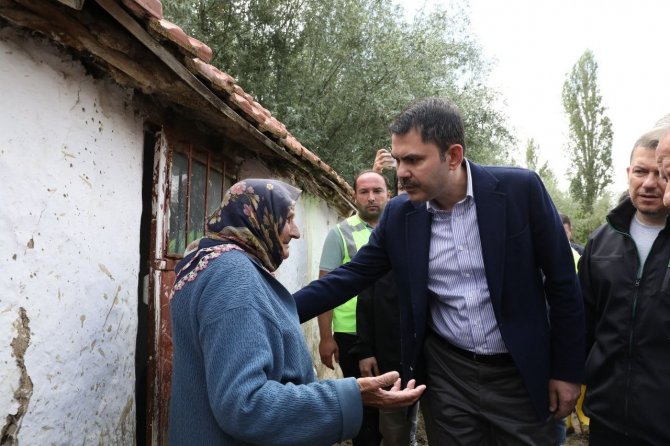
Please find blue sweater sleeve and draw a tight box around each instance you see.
[197,256,362,445]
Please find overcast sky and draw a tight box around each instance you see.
[399,0,670,193]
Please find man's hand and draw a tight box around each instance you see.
[372,148,396,173]
[358,371,425,408]
[548,379,580,419]
[319,336,339,370]
[359,357,380,377]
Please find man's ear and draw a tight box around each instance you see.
[447,144,464,170]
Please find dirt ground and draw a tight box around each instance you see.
[565,432,589,446]
[409,413,590,446]
[337,412,590,445]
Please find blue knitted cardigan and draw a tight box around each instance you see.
[169,250,362,445]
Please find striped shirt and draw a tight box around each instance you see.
[426,160,507,354]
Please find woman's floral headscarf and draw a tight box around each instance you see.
[174,179,301,288]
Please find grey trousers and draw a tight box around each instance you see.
[422,334,559,446]
[379,403,419,446]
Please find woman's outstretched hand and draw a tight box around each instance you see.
[357,371,425,408]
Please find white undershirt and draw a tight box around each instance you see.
[629,214,664,276]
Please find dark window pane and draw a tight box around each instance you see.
[223,175,232,194]
[188,161,207,244]
[169,152,188,254]
[208,169,223,217]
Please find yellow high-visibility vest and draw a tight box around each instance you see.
[332,214,372,333]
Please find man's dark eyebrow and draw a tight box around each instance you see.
[395,153,421,161]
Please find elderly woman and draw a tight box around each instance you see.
[169,179,422,446]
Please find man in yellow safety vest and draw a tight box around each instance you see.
[318,170,390,445]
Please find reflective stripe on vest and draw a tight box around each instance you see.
[332,214,372,333]
[338,216,370,262]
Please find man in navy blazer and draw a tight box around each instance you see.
[295,98,584,444]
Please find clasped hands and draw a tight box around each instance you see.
[548,378,581,419]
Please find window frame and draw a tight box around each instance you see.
[167,139,231,259]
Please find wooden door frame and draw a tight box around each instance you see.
[146,129,173,446]
[144,127,233,445]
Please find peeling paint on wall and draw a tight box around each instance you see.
[98,264,115,281]
[0,28,141,444]
[1,307,33,445]
[117,395,134,444]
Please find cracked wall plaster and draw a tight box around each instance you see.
[1,308,33,446]
[0,27,141,444]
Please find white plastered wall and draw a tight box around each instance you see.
[0,28,142,444]
[277,194,343,379]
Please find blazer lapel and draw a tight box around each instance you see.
[470,162,506,313]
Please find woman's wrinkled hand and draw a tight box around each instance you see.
[357,371,425,408]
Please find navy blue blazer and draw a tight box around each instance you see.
[294,161,585,419]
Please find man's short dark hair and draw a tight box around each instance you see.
[352,170,388,192]
[389,97,466,161]
[629,127,665,161]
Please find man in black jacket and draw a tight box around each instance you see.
[352,272,418,446]
[349,150,418,446]
[579,128,670,445]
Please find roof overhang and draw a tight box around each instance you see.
[0,0,355,214]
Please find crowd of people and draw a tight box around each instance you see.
[167,97,670,445]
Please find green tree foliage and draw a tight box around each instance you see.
[523,138,571,217]
[525,138,555,184]
[522,137,612,245]
[163,0,514,178]
[571,194,614,245]
[562,50,613,214]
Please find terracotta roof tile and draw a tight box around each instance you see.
[226,92,265,126]
[149,18,211,62]
[252,101,270,120]
[322,165,340,181]
[229,92,255,117]
[247,104,267,126]
[254,102,272,119]
[232,84,245,96]
[149,18,190,49]
[301,147,322,169]
[121,0,163,19]
[259,116,288,139]
[186,36,213,63]
[282,134,303,157]
[185,58,236,94]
